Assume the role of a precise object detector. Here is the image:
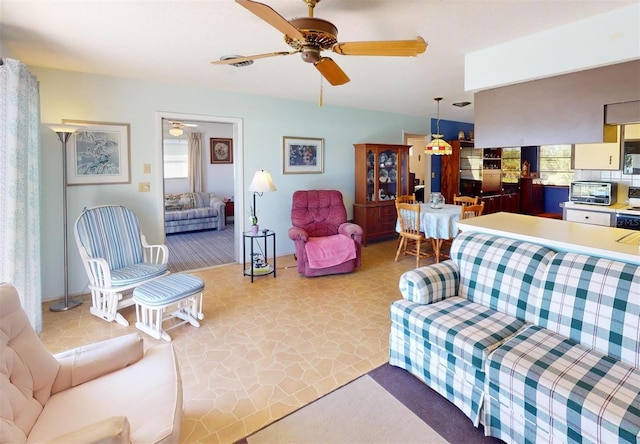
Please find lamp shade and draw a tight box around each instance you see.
[46,123,79,134]
[248,170,277,193]
[425,134,452,155]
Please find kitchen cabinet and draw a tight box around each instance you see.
[481,194,502,215]
[520,177,544,215]
[573,125,621,170]
[564,207,614,227]
[501,193,520,213]
[353,143,411,245]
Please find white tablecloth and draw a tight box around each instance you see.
[396,204,461,239]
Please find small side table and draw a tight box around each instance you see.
[225,201,234,223]
[243,229,276,282]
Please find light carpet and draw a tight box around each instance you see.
[245,374,447,444]
[165,224,234,272]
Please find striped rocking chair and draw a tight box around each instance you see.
[74,205,169,326]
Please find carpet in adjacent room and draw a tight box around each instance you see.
[165,224,235,272]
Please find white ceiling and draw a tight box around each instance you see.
[1,0,637,123]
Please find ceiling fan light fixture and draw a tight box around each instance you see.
[169,127,183,137]
[426,97,452,155]
[301,46,321,63]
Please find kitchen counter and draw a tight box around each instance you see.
[457,212,640,265]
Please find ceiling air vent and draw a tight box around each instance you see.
[219,55,254,67]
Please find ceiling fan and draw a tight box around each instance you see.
[212,0,427,86]
[166,120,198,137]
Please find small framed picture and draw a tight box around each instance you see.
[62,119,131,185]
[210,138,233,164]
[283,136,324,174]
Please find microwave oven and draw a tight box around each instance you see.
[569,181,617,205]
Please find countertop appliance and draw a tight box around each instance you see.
[615,187,640,230]
[569,181,617,205]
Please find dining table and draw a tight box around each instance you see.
[397,203,462,262]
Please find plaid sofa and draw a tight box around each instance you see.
[389,231,640,444]
[164,192,226,234]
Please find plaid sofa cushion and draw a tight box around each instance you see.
[398,260,459,304]
[391,298,525,370]
[449,232,556,322]
[532,252,640,368]
[486,325,640,444]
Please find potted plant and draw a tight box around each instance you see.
[249,206,259,234]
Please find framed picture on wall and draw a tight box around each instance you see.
[210,138,233,164]
[62,119,131,185]
[283,136,324,174]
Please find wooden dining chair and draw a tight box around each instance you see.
[461,201,485,219]
[395,202,431,267]
[453,194,479,207]
[396,194,416,204]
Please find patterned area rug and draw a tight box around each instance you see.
[238,363,504,444]
[165,224,235,272]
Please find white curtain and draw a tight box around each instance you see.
[188,132,203,192]
[0,58,42,331]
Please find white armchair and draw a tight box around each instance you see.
[74,205,169,326]
[0,282,182,443]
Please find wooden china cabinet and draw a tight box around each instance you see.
[353,143,411,246]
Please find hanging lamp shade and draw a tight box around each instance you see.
[425,134,452,155]
[425,97,452,155]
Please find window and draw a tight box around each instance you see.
[501,147,521,184]
[539,145,573,185]
[163,139,188,179]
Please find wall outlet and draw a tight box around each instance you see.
[139,182,150,192]
[143,163,151,174]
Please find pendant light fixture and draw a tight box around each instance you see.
[168,122,184,137]
[425,97,452,155]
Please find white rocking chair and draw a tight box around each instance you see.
[74,205,170,326]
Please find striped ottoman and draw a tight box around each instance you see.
[132,273,205,341]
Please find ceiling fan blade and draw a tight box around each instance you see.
[211,51,297,65]
[315,57,350,86]
[235,0,305,42]
[332,37,427,57]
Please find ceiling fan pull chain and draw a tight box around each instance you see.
[319,75,324,107]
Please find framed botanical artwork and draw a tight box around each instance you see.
[210,138,233,164]
[283,136,324,174]
[62,119,131,185]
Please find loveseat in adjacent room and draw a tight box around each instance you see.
[164,191,226,234]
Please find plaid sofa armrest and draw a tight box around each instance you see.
[399,260,459,304]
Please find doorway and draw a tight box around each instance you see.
[157,112,245,270]
[404,132,430,201]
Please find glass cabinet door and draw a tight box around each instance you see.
[377,149,398,201]
[366,150,375,201]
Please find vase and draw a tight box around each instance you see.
[251,224,259,235]
[429,192,445,209]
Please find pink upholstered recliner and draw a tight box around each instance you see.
[288,190,363,277]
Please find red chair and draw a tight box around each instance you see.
[288,190,363,277]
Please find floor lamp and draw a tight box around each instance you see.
[47,125,82,312]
